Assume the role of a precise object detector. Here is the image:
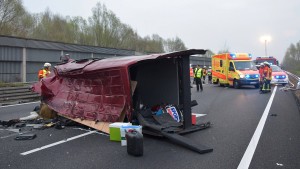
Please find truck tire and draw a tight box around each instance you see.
[219,80,224,87]
[233,80,240,89]
[213,79,219,84]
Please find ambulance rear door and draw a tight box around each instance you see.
[212,54,227,85]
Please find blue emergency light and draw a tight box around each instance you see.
[230,53,236,58]
[245,75,250,78]
[255,74,259,78]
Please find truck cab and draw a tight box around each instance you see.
[255,56,279,66]
[212,53,260,89]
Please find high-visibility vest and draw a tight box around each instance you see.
[259,66,265,80]
[190,68,194,77]
[207,69,212,76]
[38,69,50,80]
[203,69,207,76]
[263,66,272,80]
[194,68,202,78]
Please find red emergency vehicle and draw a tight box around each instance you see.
[254,56,279,66]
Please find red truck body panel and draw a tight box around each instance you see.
[33,49,205,123]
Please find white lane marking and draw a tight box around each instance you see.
[1,101,40,108]
[237,86,277,169]
[20,130,97,156]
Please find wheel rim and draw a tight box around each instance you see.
[234,80,239,88]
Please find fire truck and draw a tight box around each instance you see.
[212,53,260,89]
[254,56,279,65]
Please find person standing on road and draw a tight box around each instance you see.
[194,65,203,92]
[258,63,265,92]
[38,63,51,81]
[207,66,212,84]
[262,62,272,93]
[202,66,207,84]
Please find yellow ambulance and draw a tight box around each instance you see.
[212,53,260,89]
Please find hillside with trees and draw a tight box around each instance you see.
[0,0,188,53]
[282,41,300,75]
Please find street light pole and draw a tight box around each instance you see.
[264,39,267,56]
[260,35,271,56]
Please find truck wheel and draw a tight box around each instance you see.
[233,80,240,89]
[219,80,224,87]
[213,79,219,84]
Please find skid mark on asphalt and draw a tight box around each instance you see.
[237,86,277,169]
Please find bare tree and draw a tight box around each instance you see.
[296,42,300,61]
[0,1,187,54]
[282,41,300,73]
[0,0,25,35]
[164,36,187,52]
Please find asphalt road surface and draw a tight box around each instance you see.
[1,83,300,169]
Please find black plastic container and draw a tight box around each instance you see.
[126,129,143,156]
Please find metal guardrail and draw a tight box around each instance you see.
[285,71,300,89]
[0,84,40,106]
[286,71,300,80]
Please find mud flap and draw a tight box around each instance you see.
[161,132,213,154]
[137,113,213,154]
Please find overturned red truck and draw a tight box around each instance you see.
[33,49,213,154]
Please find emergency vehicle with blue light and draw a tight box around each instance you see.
[255,56,279,65]
[270,65,289,86]
[212,53,260,89]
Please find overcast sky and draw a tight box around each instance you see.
[22,0,300,62]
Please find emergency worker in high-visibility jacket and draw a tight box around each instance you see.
[38,63,51,81]
[194,65,203,92]
[207,66,212,84]
[262,62,272,93]
[258,63,265,91]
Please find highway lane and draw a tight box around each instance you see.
[0,102,40,120]
[191,83,300,169]
[0,84,299,169]
[250,87,300,169]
